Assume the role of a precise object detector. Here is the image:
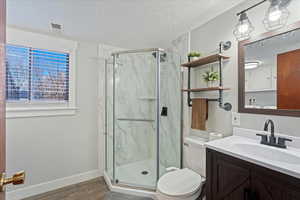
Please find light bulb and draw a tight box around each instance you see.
[268,6,282,21]
[263,0,290,30]
[233,12,254,41]
[238,23,250,34]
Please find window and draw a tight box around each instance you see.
[6,27,77,118]
[6,44,70,102]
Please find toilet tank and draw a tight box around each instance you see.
[183,136,206,177]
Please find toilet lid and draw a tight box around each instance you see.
[157,168,203,197]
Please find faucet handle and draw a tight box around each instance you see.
[277,137,293,148]
[256,134,268,144]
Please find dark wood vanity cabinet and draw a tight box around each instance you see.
[206,149,300,200]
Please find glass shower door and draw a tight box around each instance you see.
[113,51,158,189]
[105,59,114,181]
[158,50,182,177]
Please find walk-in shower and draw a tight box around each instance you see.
[104,48,182,191]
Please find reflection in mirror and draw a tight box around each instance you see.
[244,28,300,110]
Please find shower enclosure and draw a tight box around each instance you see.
[104,48,182,190]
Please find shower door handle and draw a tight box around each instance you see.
[161,107,168,116]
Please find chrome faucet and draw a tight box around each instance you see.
[257,119,292,149]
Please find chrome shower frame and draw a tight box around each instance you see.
[104,48,183,191]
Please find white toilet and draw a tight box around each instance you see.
[156,136,206,200]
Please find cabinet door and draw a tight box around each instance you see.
[251,168,300,200]
[251,171,284,200]
[207,150,251,200]
[223,181,251,200]
[285,189,300,200]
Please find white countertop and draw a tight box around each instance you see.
[205,128,300,179]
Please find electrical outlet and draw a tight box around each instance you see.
[232,112,241,126]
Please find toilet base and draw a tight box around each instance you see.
[156,189,201,200]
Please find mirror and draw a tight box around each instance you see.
[239,21,300,117]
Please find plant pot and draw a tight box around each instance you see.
[189,56,200,62]
[207,81,217,88]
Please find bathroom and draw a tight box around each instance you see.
[1,0,300,199]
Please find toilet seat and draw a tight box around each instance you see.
[157,168,203,199]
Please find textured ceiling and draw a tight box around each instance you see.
[7,0,246,48]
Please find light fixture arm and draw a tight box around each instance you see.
[234,0,292,40]
[237,0,268,16]
[237,0,292,16]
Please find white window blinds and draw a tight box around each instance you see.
[6,44,70,102]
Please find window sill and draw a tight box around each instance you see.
[6,107,78,119]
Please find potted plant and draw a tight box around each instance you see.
[202,71,219,87]
[188,52,201,62]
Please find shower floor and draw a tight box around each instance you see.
[108,159,166,189]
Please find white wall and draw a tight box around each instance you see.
[170,33,190,138]
[189,0,300,137]
[5,28,101,199]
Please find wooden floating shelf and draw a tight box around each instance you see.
[181,54,230,68]
[182,87,230,92]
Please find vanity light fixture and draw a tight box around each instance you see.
[234,0,292,41]
[233,12,255,41]
[245,61,262,69]
[263,0,291,30]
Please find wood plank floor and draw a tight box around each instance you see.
[23,177,153,200]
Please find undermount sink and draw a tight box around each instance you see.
[232,143,300,165]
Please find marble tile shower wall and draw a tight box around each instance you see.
[114,53,157,166]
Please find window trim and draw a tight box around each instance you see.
[6,27,78,118]
[6,107,77,118]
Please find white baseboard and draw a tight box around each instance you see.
[6,169,102,200]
